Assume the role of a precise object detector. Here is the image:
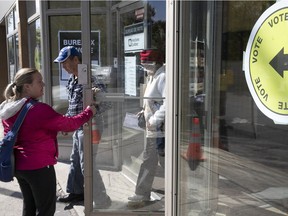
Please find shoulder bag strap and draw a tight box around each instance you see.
[11,100,37,134]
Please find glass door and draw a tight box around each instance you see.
[177,1,219,215]
[83,1,166,214]
[176,1,288,216]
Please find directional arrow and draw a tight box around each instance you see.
[269,47,288,78]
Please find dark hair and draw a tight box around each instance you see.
[3,68,39,101]
[68,54,82,63]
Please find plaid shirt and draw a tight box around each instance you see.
[66,75,111,117]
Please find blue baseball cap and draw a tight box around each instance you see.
[54,46,80,63]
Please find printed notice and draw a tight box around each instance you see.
[125,56,137,96]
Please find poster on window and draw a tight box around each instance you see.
[56,30,100,99]
[57,31,100,80]
[125,56,137,96]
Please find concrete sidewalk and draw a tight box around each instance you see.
[55,162,84,216]
[0,161,164,215]
[0,162,80,216]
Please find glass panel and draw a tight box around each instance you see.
[6,6,18,80]
[178,2,212,215]
[8,36,15,82]
[15,34,19,72]
[49,15,81,114]
[178,1,288,215]
[90,1,166,214]
[49,15,81,152]
[217,1,288,215]
[14,7,18,29]
[28,19,42,70]
[48,1,80,9]
[7,10,14,35]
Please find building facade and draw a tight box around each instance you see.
[0,0,287,216]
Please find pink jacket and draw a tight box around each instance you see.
[2,100,93,170]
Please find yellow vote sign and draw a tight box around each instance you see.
[244,1,288,124]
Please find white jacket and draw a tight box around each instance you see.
[144,65,165,138]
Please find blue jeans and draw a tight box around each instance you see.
[156,137,165,149]
[66,129,109,203]
[66,129,85,194]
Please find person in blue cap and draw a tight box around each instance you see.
[54,46,112,208]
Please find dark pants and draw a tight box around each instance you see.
[156,137,165,152]
[15,166,56,216]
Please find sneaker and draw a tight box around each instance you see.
[128,194,150,202]
[94,195,112,208]
[57,193,84,203]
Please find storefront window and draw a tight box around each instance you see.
[8,36,15,81]
[178,1,287,215]
[7,9,15,35]
[28,19,41,70]
[7,35,19,82]
[217,2,288,215]
[6,6,19,82]
[15,34,19,72]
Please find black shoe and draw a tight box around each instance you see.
[57,193,84,203]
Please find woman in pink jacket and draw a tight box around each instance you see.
[0,68,96,216]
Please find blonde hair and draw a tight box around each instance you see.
[3,68,39,101]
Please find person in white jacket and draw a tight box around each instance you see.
[128,49,165,202]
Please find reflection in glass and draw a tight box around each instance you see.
[8,37,15,82]
[49,15,80,115]
[28,19,42,70]
[179,1,288,215]
[15,34,19,72]
[49,15,81,164]
[6,6,19,82]
[7,9,14,35]
[90,1,166,214]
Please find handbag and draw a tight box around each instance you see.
[138,112,146,129]
[0,100,36,182]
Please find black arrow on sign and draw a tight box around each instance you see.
[269,47,288,78]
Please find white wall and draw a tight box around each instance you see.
[0,0,14,23]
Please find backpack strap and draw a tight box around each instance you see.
[11,99,37,134]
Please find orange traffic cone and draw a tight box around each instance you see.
[181,117,204,170]
[92,118,101,144]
